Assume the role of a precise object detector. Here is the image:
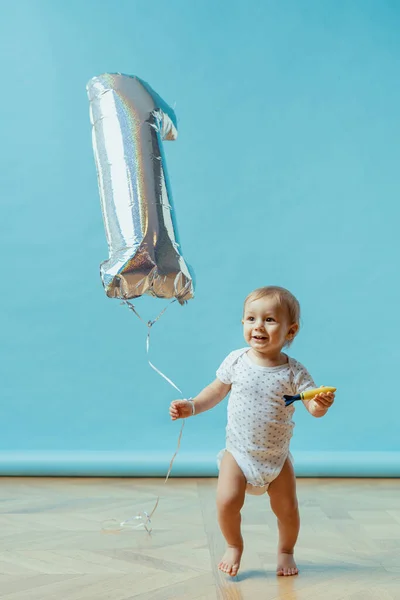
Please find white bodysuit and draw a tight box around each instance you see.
[216,348,315,495]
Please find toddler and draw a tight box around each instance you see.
[169,286,335,577]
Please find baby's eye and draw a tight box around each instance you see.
[265,318,275,322]
[247,317,254,321]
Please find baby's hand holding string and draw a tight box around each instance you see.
[169,399,194,420]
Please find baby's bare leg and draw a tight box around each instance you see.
[267,457,300,576]
[216,451,246,576]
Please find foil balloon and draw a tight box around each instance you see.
[86,73,194,304]
[87,73,194,535]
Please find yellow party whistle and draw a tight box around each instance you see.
[284,386,336,407]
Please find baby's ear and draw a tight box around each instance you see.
[286,328,298,343]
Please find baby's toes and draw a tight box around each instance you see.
[218,561,227,573]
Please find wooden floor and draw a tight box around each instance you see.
[0,477,399,599]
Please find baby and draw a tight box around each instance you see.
[169,286,335,577]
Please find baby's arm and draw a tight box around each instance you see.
[192,379,231,415]
[169,379,231,420]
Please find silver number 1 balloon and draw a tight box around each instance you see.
[86,73,194,304]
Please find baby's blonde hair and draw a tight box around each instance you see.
[243,286,301,346]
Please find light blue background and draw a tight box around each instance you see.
[1,0,399,475]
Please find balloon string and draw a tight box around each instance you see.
[119,298,188,532]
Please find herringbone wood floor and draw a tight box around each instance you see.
[0,477,399,599]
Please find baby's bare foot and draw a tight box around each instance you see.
[277,552,298,576]
[218,545,243,577]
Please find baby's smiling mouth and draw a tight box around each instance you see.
[252,335,267,340]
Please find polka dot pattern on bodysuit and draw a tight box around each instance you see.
[216,348,316,493]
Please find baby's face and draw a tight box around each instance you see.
[242,296,297,355]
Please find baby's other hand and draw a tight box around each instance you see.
[169,400,193,420]
[313,387,335,409]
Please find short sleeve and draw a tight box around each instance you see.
[293,361,317,394]
[216,349,244,384]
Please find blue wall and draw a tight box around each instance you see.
[1,0,399,475]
